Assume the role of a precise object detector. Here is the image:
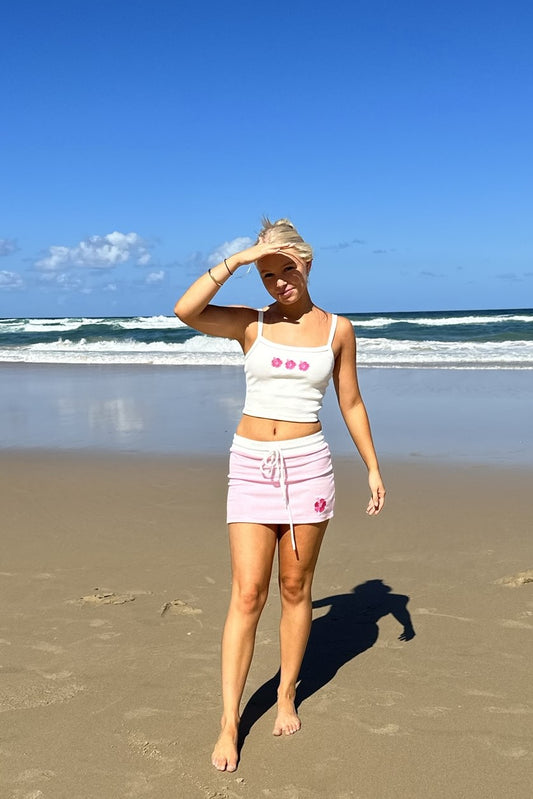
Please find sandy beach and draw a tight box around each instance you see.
[1,366,532,798]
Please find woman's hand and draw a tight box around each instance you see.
[230,241,293,270]
[366,470,386,516]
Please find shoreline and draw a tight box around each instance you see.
[1,363,531,465]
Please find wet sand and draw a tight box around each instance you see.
[1,363,531,464]
[1,450,532,798]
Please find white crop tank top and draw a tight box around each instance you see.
[242,311,338,423]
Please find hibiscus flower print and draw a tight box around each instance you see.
[271,357,282,368]
[314,498,327,513]
[285,359,296,370]
[299,361,309,371]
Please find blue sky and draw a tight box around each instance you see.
[1,0,532,317]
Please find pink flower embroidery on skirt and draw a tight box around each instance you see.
[314,498,327,513]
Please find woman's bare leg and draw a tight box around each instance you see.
[273,521,328,736]
[211,522,278,771]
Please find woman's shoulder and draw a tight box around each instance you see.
[330,314,356,358]
[332,313,355,337]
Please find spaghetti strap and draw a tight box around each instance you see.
[257,309,264,336]
[327,314,338,347]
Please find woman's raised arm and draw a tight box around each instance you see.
[173,241,291,343]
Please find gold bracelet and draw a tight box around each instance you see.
[224,258,233,276]
[208,268,223,288]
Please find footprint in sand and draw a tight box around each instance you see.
[159,599,202,617]
[126,731,177,767]
[69,591,136,606]
[495,569,533,588]
[370,723,401,735]
[69,588,153,606]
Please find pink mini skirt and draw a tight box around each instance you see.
[227,431,335,550]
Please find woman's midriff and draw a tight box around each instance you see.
[236,414,321,442]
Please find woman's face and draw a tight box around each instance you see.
[256,250,310,305]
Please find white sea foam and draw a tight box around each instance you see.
[358,337,533,368]
[353,313,533,328]
[0,334,242,366]
[0,315,188,334]
[1,335,532,368]
[114,315,187,330]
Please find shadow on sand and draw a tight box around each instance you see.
[238,579,415,749]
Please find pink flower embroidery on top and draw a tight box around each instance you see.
[314,498,327,513]
[299,361,310,371]
[285,359,296,369]
[271,357,282,368]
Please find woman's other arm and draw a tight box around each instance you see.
[333,316,386,515]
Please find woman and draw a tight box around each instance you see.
[174,218,385,772]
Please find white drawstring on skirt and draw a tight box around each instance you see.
[259,448,296,550]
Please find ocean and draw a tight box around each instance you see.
[1,308,532,369]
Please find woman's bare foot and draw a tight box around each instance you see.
[272,694,301,736]
[211,718,239,771]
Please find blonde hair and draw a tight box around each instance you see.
[255,217,313,263]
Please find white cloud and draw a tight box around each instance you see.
[0,270,23,289]
[207,237,253,267]
[38,271,84,291]
[35,231,152,271]
[146,270,165,284]
[0,238,17,257]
